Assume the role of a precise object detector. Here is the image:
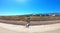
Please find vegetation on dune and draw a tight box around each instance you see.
[0,15,60,21]
[30,16,60,21]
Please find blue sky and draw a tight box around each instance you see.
[0,0,60,16]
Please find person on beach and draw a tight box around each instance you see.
[26,16,30,28]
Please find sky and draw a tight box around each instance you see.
[0,0,60,16]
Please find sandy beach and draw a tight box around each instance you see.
[0,20,60,33]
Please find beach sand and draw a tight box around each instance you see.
[0,22,60,33]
